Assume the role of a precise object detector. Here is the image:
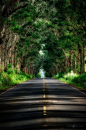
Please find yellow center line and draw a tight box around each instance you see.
[43,106,46,110]
[43,78,47,116]
[43,78,45,92]
[43,88,45,91]
[43,94,45,98]
[43,78,45,87]
[43,106,47,115]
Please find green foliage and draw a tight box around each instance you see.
[72,73,86,88]
[0,73,10,88]
[36,73,41,78]
[53,72,64,78]
[63,72,78,80]
[6,64,14,74]
[0,65,35,90]
[0,0,86,78]
[53,72,86,90]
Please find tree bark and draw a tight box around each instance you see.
[62,49,68,73]
[85,50,86,72]
[78,44,84,74]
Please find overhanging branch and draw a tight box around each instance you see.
[8,3,28,16]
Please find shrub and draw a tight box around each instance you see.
[0,67,35,90]
[64,71,78,80]
[53,71,86,90]
[72,73,86,87]
[0,73,10,88]
[53,72,64,79]
[6,64,15,74]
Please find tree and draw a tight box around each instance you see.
[0,0,86,75]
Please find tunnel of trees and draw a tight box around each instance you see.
[0,0,86,79]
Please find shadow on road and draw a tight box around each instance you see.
[0,78,86,130]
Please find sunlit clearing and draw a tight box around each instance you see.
[64,70,78,78]
[40,69,45,78]
[39,50,44,55]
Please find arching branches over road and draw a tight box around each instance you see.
[0,0,86,76]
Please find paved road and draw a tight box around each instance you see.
[0,78,86,130]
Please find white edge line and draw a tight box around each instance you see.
[70,85,86,96]
[0,85,17,95]
[0,79,34,96]
[53,78,86,96]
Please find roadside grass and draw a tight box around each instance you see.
[53,72,86,90]
[0,72,35,90]
[0,64,35,90]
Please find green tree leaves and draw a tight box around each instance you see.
[0,0,86,75]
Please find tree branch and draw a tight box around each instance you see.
[8,3,28,16]
[2,1,28,17]
[2,0,19,16]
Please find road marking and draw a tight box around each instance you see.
[58,79,86,96]
[0,86,17,96]
[71,86,86,96]
[43,106,47,115]
[43,78,45,88]
[43,125,47,127]
[0,80,30,96]
[43,94,46,98]
[43,111,46,115]
[43,88,45,91]
[43,79,47,116]
[43,79,46,98]
[43,106,46,110]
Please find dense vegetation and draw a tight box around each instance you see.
[53,72,86,90]
[0,64,35,90]
[0,0,86,90]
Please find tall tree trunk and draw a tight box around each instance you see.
[62,49,68,73]
[0,44,1,69]
[84,49,86,72]
[78,44,84,74]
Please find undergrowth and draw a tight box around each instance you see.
[0,64,35,90]
[53,72,86,90]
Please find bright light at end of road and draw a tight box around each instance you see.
[40,69,45,78]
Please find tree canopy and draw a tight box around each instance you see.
[0,0,86,76]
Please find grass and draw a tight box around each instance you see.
[53,72,86,90]
[0,64,35,90]
[0,72,35,90]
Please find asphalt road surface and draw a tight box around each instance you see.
[0,78,86,130]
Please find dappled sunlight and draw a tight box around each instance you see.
[64,71,79,78]
[0,117,85,127]
[0,78,86,129]
[11,95,43,100]
[0,0,86,129]
[39,50,44,55]
[1,107,43,113]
